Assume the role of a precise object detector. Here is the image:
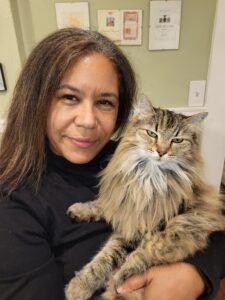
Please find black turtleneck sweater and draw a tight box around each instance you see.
[0,140,224,300]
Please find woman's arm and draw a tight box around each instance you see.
[117,263,205,300]
[117,231,225,300]
[0,191,65,300]
[186,231,225,299]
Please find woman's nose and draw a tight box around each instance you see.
[74,103,97,129]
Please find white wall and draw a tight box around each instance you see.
[201,0,225,190]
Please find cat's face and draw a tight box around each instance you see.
[135,110,196,164]
[129,98,207,166]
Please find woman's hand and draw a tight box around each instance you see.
[117,263,205,300]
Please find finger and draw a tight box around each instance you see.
[117,272,149,294]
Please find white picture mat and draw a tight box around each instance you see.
[149,0,182,50]
[97,10,121,42]
[55,2,90,30]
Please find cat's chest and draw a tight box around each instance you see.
[102,183,171,240]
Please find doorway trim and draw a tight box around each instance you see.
[201,0,225,189]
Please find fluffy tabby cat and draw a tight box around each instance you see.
[65,97,225,300]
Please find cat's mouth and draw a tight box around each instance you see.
[149,155,164,165]
[149,151,170,164]
[146,150,159,158]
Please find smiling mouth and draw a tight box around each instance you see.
[69,137,97,149]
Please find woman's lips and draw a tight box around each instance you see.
[69,137,97,149]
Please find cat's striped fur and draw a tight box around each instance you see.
[66,98,225,300]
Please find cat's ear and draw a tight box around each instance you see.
[132,95,155,116]
[186,112,208,125]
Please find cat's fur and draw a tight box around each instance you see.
[65,98,225,300]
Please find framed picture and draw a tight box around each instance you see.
[55,2,90,30]
[149,0,182,50]
[97,9,142,46]
[120,10,142,45]
[0,64,7,91]
[97,10,121,42]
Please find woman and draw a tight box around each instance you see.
[0,28,224,300]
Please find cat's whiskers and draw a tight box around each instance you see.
[146,148,153,153]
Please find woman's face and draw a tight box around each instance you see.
[47,53,119,164]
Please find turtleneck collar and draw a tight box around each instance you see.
[46,140,118,176]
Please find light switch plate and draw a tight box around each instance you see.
[188,80,206,107]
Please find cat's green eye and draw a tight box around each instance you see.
[147,130,157,138]
[172,138,184,143]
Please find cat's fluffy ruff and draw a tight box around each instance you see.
[66,98,225,300]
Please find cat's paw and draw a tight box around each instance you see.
[65,276,92,300]
[113,267,138,288]
[67,203,91,222]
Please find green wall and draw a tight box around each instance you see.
[0,0,216,119]
[0,0,22,120]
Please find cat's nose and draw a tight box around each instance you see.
[158,151,164,157]
[157,147,168,157]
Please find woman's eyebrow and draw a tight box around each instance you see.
[58,84,80,93]
[58,84,118,100]
[99,92,118,100]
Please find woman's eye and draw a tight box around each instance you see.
[63,94,78,102]
[97,99,114,107]
[146,130,157,138]
[172,138,184,143]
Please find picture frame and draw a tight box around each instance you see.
[97,10,121,42]
[0,64,7,92]
[55,2,90,30]
[149,0,182,50]
[97,9,143,46]
[120,10,142,45]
